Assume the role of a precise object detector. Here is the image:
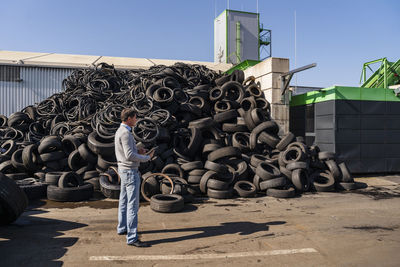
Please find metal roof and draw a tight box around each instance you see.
[0,50,232,72]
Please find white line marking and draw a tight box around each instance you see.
[89,248,318,261]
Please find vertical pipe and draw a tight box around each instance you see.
[236,21,241,63]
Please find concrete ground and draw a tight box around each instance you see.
[1,176,400,267]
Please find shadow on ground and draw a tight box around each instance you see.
[0,201,87,267]
[142,220,286,245]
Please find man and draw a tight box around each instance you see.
[115,108,154,247]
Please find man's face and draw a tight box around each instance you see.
[126,115,137,127]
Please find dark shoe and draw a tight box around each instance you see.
[117,231,127,235]
[128,240,151,247]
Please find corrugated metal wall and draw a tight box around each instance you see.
[0,65,74,116]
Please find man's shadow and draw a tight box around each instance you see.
[142,221,286,245]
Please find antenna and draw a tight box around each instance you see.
[257,0,259,14]
[294,10,297,91]
[214,0,216,18]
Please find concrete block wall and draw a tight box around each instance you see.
[243,57,290,135]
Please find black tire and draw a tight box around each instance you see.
[266,187,296,198]
[188,169,207,176]
[83,170,99,180]
[187,175,202,184]
[11,149,26,171]
[207,188,233,199]
[97,155,117,170]
[213,110,238,123]
[87,177,100,191]
[338,162,353,182]
[45,172,64,185]
[259,177,287,191]
[255,162,280,180]
[276,132,295,151]
[47,183,94,202]
[311,172,335,192]
[258,132,280,149]
[150,194,184,213]
[58,172,84,188]
[62,135,82,154]
[0,160,17,174]
[286,161,308,171]
[204,160,229,174]
[207,146,241,162]
[222,123,248,133]
[68,150,86,171]
[249,121,279,150]
[281,146,306,165]
[291,169,310,192]
[279,165,292,180]
[325,160,342,182]
[19,182,47,200]
[180,161,203,171]
[22,144,40,171]
[78,143,97,164]
[207,178,231,190]
[250,154,268,167]
[200,171,216,193]
[39,151,65,162]
[87,131,115,157]
[38,136,62,154]
[162,163,184,177]
[233,181,257,197]
[99,175,120,199]
[0,173,28,225]
[1,140,17,157]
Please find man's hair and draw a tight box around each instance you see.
[121,108,136,122]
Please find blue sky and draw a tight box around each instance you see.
[1,0,399,87]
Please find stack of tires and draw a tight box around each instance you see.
[46,171,93,202]
[0,63,363,208]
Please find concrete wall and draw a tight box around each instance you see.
[243,57,290,135]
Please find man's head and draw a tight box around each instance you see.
[121,108,137,127]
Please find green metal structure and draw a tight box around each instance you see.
[290,86,400,107]
[360,58,400,88]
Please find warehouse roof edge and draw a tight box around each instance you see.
[0,50,233,72]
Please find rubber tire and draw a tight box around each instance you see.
[311,172,335,192]
[0,173,28,225]
[150,194,184,213]
[207,188,233,199]
[58,172,84,188]
[338,162,353,183]
[99,175,120,199]
[255,162,280,180]
[45,172,64,185]
[47,183,94,202]
[266,187,296,198]
[207,146,241,162]
[276,132,295,151]
[259,177,287,191]
[233,181,257,197]
[286,161,308,171]
[291,169,310,192]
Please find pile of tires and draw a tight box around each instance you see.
[0,62,363,206]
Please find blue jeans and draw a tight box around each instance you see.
[117,168,141,244]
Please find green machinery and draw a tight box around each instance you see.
[360,57,400,88]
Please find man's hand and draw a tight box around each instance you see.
[138,148,147,155]
[147,150,155,158]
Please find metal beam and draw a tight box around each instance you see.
[280,63,317,95]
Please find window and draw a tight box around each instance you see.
[0,66,21,82]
